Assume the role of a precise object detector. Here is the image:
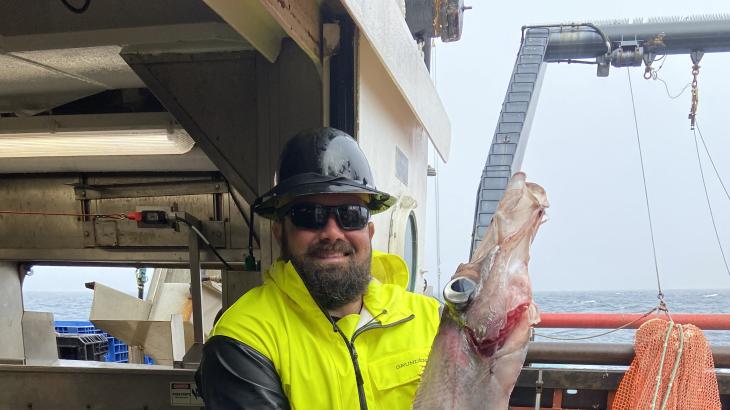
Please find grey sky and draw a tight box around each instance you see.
[425,1,730,292]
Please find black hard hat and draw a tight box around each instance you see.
[253,127,396,219]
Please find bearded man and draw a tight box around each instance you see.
[195,128,440,410]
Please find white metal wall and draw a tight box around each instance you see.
[356,34,429,292]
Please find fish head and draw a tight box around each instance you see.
[444,172,547,359]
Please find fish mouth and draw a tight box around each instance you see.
[465,303,530,357]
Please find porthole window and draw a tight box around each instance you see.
[404,212,418,291]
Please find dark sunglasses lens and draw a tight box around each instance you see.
[289,205,327,229]
[335,205,369,230]
[288,204,369,230]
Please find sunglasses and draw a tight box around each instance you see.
[283,203,370,231]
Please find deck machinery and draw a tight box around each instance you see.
[473,14,730,409]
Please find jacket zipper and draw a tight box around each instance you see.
[332,313,416,410]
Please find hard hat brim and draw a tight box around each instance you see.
[253,174,396,220]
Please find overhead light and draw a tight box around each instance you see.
[0,112,195,158]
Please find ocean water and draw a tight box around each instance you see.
[23,288,730,344]
[533,288,730,345]
[24,290,94,321]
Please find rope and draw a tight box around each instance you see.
[651,320,675,410]
[660,324,685,410]
[692,126,730,277]
[626,68,665,300]
[533,307,658,341]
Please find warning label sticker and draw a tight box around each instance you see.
[170,381,204,406]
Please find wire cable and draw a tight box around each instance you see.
[692,127,730,278]
[646,55,692,99]
[61,0,90,13]
[654,75,692,99]
[176,217,233,270]
[627,68,665,298]
[696,120,730,202]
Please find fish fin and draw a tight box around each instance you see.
[527,303,540,326]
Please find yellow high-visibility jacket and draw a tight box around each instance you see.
[206,250,440,409]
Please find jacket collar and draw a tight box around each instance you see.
[265,251,413,325]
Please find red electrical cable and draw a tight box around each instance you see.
[0,210,129,219]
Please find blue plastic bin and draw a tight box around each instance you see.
[55,320,154,364]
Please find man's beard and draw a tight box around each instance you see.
[283,232,372,311]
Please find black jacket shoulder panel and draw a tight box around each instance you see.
[195,335,290,410]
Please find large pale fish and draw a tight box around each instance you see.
[414,172,548,410]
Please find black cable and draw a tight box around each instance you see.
[61,0,90,13]
[225,180,260,247]
[552,59,598,65]
[177,217,233,271]
[521,23,611,56]
[248,199,260,266]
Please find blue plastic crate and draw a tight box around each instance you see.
[54,320,98,335]
[55,321,154,364]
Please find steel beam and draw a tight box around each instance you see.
[181,217,204,368]
[74,179,228,200]
[0,248,249,267]
[527,341,730,368]
[0,362,200,409]
[516,366,730,396]
[258,0,321,66]
[543,14,730,61]
[0,262,24,364]
[203,0,321,67]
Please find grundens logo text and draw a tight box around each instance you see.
[395,358,427,370]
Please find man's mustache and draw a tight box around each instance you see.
[307,240,355,257]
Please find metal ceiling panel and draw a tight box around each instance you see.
[0,54,100,114]
[0,46,140,114]
[12,46,144,89]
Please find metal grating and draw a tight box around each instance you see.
[469,28,550,257]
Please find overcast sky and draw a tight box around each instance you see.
[424,0,730,293]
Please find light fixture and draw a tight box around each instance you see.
[0,112,195,158]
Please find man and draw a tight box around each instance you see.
[196,128,440,409]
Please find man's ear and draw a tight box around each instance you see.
[368,221,374,240]
[273,220,283,243]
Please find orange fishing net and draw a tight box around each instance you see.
[611,318,721,410]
